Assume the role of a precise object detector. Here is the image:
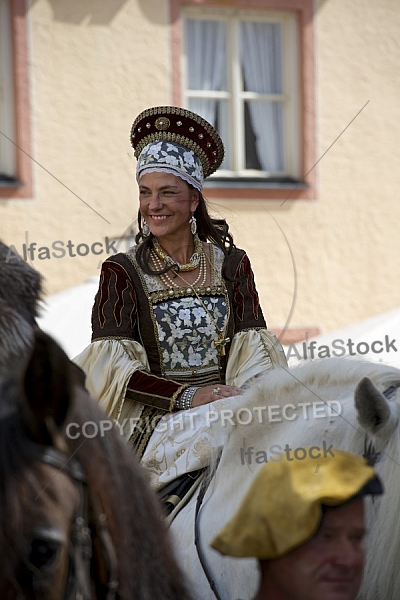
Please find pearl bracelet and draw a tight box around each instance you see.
[175,386,199,410]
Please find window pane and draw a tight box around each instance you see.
[185,19,227,91]
[245,101,284,172]
[240,21,282,94]
[183,12,295,177]
[188,98,230,170]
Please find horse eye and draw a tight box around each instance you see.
[29,538,60,570]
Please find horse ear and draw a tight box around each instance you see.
[354,377,392,434]
[22,330,72,445]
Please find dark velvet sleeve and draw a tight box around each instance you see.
[125,371,187,412]
[91,257,187,412]
[92,258,137,340]
[231,253,267,332]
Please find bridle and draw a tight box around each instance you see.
[362,433,380,466]
[362,383,400,467]
[26,441,119,600]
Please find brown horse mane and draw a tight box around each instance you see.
[0,240,42,366]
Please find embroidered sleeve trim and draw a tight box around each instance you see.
[148,283,225,303]
[94,258,137,336]
[237,327,268,333]
[126,369,189,411]
[170,384,190,412]
[91,335,131,342]
[233,253,264,325]
[125,383,189,412]
[233,259,245,322]
[125,388,170,411]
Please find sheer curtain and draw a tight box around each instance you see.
[241,22,284,173]
[185,19,228,168]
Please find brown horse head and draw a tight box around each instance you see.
[0,330,190,599]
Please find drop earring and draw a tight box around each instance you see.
[142,220,150,237]
[189,215,197,235]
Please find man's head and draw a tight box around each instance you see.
[258,497,365,600]
[211,449,383,600]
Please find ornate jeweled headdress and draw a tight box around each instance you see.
[130,106,225,190]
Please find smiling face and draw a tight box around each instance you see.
[261,498,366,600]
[139,172,199,245]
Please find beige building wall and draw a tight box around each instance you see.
[1,0,172,293]
[1,0,400,339]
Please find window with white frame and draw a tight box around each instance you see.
[183,9,300,181]
[0,0,16,180]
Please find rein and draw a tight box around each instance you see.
[194,450,225,600]
[27,441,119,600]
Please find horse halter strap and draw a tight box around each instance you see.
[362,383,400,466]
[28,443,119,600]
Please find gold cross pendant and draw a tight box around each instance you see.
[215,336,230,356]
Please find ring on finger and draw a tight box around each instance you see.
[212,387,221,395]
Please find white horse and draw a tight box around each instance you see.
[166,358,400,600]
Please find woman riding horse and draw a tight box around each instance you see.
[74,106,287,491]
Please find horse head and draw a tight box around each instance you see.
[0,331,108,600]
[0,330,190,600]
[353,376,400,599]
[169,358,400,600]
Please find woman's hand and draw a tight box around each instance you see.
[191,384,243,408]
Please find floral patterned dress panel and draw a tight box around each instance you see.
[153,295,227,379]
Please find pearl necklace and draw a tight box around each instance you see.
[153,234,203,272]
[151,249,207,288]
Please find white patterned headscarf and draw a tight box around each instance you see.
[136,141,204,191]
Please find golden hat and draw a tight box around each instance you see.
[211,449,382,560]
[130,106,224,179]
